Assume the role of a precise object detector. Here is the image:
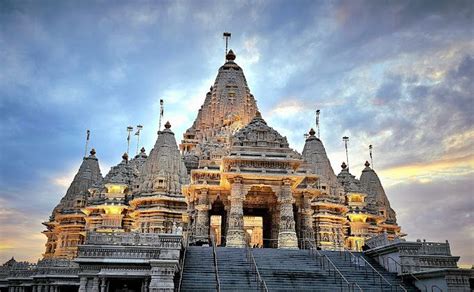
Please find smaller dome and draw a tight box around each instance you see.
[226,49,236,61]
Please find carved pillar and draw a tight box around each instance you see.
[226,177,245,247]
[91,277,99,292]
[100,277,106,292]
[149,260,178,291]
[278,179,298,249]
[144,278,150,292]
[301,192,315,247]
[194,188,210,240]
[270,206,280,248]
[78,277,87,292]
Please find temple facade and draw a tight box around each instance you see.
[182,50,402,251]
[4,44,471,292]
[40,48,403,259]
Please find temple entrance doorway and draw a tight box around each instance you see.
[107,278,142,292]
[244,216,263,248]
[210,197,227,246]
[243,207,272,248]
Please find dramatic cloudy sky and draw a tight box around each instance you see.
[0,0,472,265]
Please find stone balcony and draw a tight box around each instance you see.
[84,231,181,248]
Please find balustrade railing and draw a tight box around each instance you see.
[383,256,427,292]
[339,248,407,292]
[304,239,362,292]
[210,233,221,292]
[176,233,189,292]
[245,235,269,292]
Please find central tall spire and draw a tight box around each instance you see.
[181,49,259,171]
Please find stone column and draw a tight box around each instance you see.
[91,277,99,292]
[194,188,210,240]
[278,179,298,249]
[226,177,246,248]
[270,206,280,248]
[144,278,150,292]
[301,192,315,248]
[149,260,178,291]
[78,277,87,292]
[32,285,38,292]
[100,277,106,292]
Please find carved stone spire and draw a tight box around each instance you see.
[56,149,103,211]
[360,161,397,223]
[181,49,259,171]
[138,122,188,194]
[302,128,340,195]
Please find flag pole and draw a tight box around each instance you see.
[84,129,90,157]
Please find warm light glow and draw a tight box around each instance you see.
[105,184,127,194]
[348,193,365,203]
[103,206,125,215]
[348,214,367,223]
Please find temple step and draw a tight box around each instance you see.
[180,247,420,291]
[180,246,219,291]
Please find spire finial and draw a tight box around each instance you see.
[365,160,370,168]
[341,161,347,170]
[165,121,171,129]
[122,152,129,162]
[140,147,146,153]
[90,148,96,156]
[309,128,316,136]
[223,32,231,59]
[226,49,236,61]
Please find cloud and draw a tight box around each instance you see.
[387,175,474,265]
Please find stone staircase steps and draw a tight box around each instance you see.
[180,246,218,291]
[180,247,420,291]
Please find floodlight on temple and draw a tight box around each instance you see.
[126,126,133,156]
[135,125,143,155]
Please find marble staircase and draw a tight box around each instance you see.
[179,247,419,291]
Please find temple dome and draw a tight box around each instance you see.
[360,161,397,223]
[183,49,258,144]
[54,150,103,212]
[302,128,339,194]
[232,111,290,149]
[337,162,365,194]
[101,153,137,188]
[138,122,188,194]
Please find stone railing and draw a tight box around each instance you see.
[419,240,451,256]
[35,259,79,276]
[365,233,404,249]
[84,232,182,248]
[77,247,161,259]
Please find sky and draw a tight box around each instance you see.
[0,0,473,265]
